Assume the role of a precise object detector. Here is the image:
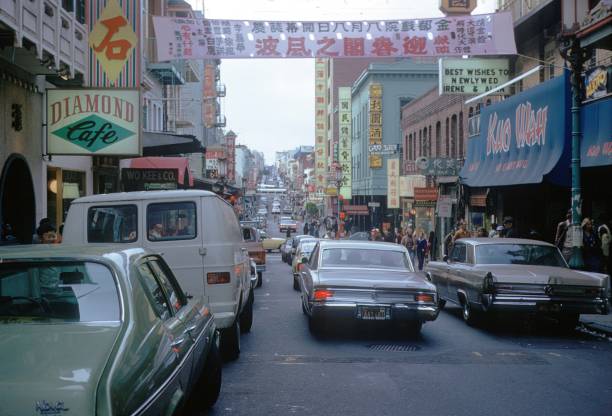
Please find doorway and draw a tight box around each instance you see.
[0,154,36,243]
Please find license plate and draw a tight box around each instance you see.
[357,306,391,320]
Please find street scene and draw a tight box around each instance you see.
[0,0,611,415]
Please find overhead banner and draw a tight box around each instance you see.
[88,0,140,87]
[369,83,383,169]
[314,58,328,191]
[387,158,400,209]
[152,13,517,61]
[47,89,140,155]
[439,58,510,94]
[338,87,352,199]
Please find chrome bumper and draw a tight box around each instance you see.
[483,293,609,315]
[311,301,439,322]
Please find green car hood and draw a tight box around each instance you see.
[0,322,120,416]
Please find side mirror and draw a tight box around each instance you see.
[443,255,449,262]
[301,257,309,264]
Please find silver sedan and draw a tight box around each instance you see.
[298,240,439,335]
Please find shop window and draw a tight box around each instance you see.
[47,168,86,228]
[88,205,138,243]
[147,202,197,241]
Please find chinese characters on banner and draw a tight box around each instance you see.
[338,87,352,200]
[225,133,236,183]
[314,58,328,192]
[369,83,383,169]
[151,13,516,61]
[89,0,140,87]
[387,158,400,209]
[203,64,216,127]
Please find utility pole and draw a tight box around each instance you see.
[559,34,590,269]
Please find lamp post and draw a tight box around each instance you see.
[560,35,590,269]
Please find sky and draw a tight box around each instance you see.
[187,0,497,164]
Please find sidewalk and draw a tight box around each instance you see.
[580,312,612,336]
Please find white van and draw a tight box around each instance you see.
[62,190,252,360]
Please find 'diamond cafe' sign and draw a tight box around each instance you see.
[47,89,140,155]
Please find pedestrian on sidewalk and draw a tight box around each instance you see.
[582,218,602,272]
[488,223,498,238]
[303,222,309,235]
[453,222,470,242]
[428,230,437,261]
[401,227,415,263]
[598,222,610,273]
[416,230,428,270]
[555,209,572,262]
[501,217,517,238]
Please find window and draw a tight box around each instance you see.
[435,121,441,157]
[309,244,320,269]
[451,244,467,263]
[147,202,197,241]
[476,244,567,267]
[321,248,412,270]
[0,261,120,323]
[148,259,186,314]
[242,227,256,242]
[138,263,171,320]
[88,205,138,243]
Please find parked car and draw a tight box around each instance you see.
[271,206,281,214]
[279,219,298,233]
[0,245,222,415]
[348,231,370,241]
[241,225,266,288]
[298,240,439,335]
[282,234,312,264]
[257,208,268,216]
[62,190,252,360]
[259,231,286,252]
[292,238,318,290]
[426,238,610,328]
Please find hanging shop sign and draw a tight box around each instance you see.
[581,96,612,168]
[369,83,383,169]
[122,168,178,191]
[343,204,369,215]
[203,64,217,127]
[439,58,510,95]
[315,58,328,191]
[399,175,427,197]
[152,13,516,61]
[584,66,610,101]
[414,187,439,201]
[416,156,462,176]
[338,87,352,199]
[88,0,140,87]
[47,89,140,155]
[439,0,477,15]
[387,158,400,209]
[436,195,453,218]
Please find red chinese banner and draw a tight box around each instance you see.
[152,13,516,61]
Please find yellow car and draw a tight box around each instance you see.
[259,231,286,252]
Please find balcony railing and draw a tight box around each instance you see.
[214,115,227,128]
[216,83,227,97]
[499,0,555,24]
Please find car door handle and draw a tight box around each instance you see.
[171,337,186,348]
[199,248,207,256]
[184,324,198,333]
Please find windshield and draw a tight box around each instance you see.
[0,261,120,323]
[321,248,413,271]
[476,244,567,267]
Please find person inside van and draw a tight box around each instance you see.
[149,223,164,240]
[176,213,192,236]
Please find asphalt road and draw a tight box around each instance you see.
[202,218,612,416]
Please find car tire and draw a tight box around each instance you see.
[240,290,254,333]
[192,340,222,410]
[437,298,446,310]
[256,272,263,287]
[462,300,480,326]
[221,319,241,361]
[308,315,322,336]
[301,296,308,315]
[293,275,299,291]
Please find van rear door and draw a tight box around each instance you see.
[144,199,204,298]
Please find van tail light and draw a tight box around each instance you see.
[314,289,333,301]
[415,293,434,303]
[207,272,230,284]
[298,263,304,272]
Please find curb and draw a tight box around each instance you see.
[580,321,612,337]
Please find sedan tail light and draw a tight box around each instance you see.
[314,289,333,300]
[415,293,434,303]
[207,272,230,284]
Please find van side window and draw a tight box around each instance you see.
[147,202,197,241]
[87,205,137,243]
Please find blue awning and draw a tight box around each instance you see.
[460,75,570,187]
[581,96,612,167]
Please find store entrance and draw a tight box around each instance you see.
[0,155,36,243]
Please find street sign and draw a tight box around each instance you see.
[436,196,452,218]
[368,144,398,155]
[368,202,381,208]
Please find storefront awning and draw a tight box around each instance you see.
[142,132,205,156]
[460,75,570,188]
[581,96,612,168]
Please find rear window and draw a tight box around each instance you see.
[321,248,412,270]
[88,205,138,243]
[0,261,120,323]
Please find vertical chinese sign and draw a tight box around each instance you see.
[203,63,216,128]
[88,0,140,87]
[369,83,383,169]
[314,58,328,193]
[387,158,400,209]
[338,87,352,200]
[225,133,236,183]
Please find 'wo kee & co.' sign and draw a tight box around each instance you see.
[47,89,140,155]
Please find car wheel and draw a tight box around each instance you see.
[301,296,308,315]
[462,300,480,326]
[240,290,254,333]
[256,272,263,287]
[221,319,241,361]
[293,275,299,291]
[191,340,222,410]
[308,315,322,336]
